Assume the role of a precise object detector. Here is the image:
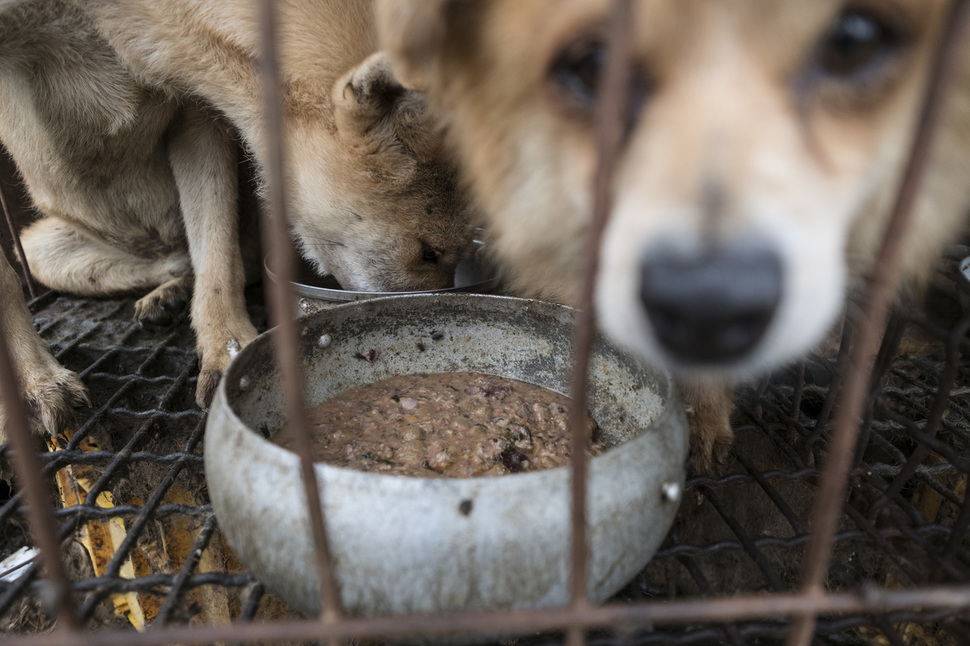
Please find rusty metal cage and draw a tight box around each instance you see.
[2,1,970,645]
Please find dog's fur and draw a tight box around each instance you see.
[0,0,472,426]
[0,248,89,438]
[73,0,474,294]
[0,0,257,418]
[377,0,970,469]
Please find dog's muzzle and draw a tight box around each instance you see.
[638,241,783,365]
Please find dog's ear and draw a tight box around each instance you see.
[388,90,444,164]
[333,52,408,136]
[334,52,444,181]
[335,52,443,162]
[374,0,451,90]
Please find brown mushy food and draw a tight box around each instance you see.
[272,372,604,477]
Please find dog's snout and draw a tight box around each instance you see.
[639,243,782,365]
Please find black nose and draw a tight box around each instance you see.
[639,243,783,365]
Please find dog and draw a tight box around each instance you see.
[0,248,89,440]
[0,0,472,425]
[376,0,970,470]
[74,0,474,294]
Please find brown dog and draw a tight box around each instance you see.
[0,0,472,427]
[377,0,970,470]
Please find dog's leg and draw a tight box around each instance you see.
[680,378,735,475]
[168,104,256,408]
[20,217,193,328]
[0,252,88,440]
[134,275,194,330]
[21,217,191,295]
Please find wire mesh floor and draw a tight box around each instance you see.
[1,268,969,644]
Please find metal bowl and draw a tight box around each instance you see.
[268,240,498,314]
[204,294,687,620]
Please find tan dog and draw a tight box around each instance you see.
[377,0,970,470]
[1,0,258,418]
[0,0,471,427]
[74,0,473,294]
[73,0,474,405]
[0,251,89,438]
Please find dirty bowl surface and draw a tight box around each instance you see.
[204,294,687,619]
[267,240,498,312]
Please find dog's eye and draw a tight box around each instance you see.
[421,242,441,264]
[552,38,605,104]
[819,9,901,77]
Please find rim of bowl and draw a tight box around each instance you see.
[216,293,684,483]
[264,240,498,302]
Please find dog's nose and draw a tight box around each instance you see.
[639,242,782,365]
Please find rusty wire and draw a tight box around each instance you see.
[0,583,968,646]
[255,0,343,630]
[566,3,633,646]
[2,284,967,643]
[1,0,970,644]
[0,182,36,301]
[787,1,970,643]
[1,268,969,642]
[0,310,78,635]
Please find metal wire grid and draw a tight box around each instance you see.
[0,266,968,644]
[0,292,266,630]
[1,0,970,644]
[577,274,970,645]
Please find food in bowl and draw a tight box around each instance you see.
[206,294,688,618]
[271,372,603,477]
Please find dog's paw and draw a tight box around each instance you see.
[195,367,223,410]
[680,380,736,476]
[689,419,734,476]
[134,277,192,330]
[194,333,255,409]
[344,51,400,104]
[1,367,90,441]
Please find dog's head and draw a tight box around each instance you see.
[378,0,963,377]
[287,52,474,292]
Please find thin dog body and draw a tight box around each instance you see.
[377,0,970,470]
[73,0,474,293]
[0,0,472,428]
[0,0,256,416]
[72,0,474,406]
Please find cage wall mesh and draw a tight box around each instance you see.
[1,262,968,644]
[1,0,970,644]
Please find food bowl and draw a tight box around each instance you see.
[204,294,688,619]
[268,240,499,315]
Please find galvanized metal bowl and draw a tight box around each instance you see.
[269,240,498,314]
[204,294,687,619]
